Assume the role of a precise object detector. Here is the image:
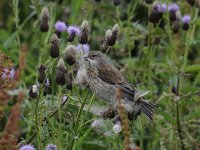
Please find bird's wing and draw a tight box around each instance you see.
[97,63,136,97]
[97,62,126,84]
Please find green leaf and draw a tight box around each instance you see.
[156,109,176,125]
[184,64,200,73]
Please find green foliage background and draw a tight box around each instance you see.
[0,0,200,149]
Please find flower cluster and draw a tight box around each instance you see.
[53,20,90,44]
[149,2,191,32]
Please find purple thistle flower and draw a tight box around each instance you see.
[182,15,191,24]
[63,96,68,103]
[155,3,166,13]
[76,44,90,55]
[46,144,57,150]
[54,21,66,32]
[20,144,35,150]
[1,68,15,79]
[9,68,15,78]
[161,4,167,13]
[67,25,81,36]
[182,15,191,30]
[168,3,179,13]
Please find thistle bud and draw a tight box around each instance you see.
[112,24,119,34]
[66,72,73,90]
[105,28,117,46]
[172,20,179,34]
[79,20,90,44]
[29,85,38,98]
[40,7,49,32]
[145,0,153,4]
[172,86,177,95]
[38,64,46,84]
[50,34,60,58]
[113,0,120,6]
[64,45,77,65]
[56,58,67,86]
[149,11,160,24]
[94,0,101,2]
[186,0,195,6]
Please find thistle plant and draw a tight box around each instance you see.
[1,0,200,150]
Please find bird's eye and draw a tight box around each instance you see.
[90,54,96,58]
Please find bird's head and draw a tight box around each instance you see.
[84,51,107,66]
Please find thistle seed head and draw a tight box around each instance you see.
[64,45,77,65]
[40,7,49,32]
[38,64,46,84]
[56,58,67,86]
[50,34,59,58]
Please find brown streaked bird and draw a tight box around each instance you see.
[76,51,157,120]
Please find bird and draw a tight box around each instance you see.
[76,51,157,120]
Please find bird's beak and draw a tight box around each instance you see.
[83,56,89,61]
[82,56,92,65]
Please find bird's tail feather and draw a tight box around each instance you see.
[134,91,157,120]
[141,100,157,120]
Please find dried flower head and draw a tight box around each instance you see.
[0,103,20,150]
[56,58,67,86]
[79,20,90,44]
[67,25,81,42]
[54,21,67,38]
[64,45,77,65]
[38,64,46,84]
[0,54,16,121]
[45,144,57,150]
[50,34,60,58]
[20,144,35,150]
[40,7,49,32]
